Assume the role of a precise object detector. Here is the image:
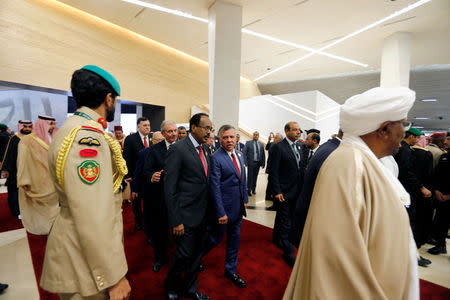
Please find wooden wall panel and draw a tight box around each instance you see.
[0,0,260,122]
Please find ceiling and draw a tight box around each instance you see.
[55,0,449,131]
[57,0,449,84]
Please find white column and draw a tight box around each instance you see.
[380,32,412,88]
[208,0,242,130]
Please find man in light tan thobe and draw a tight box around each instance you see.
[17,115,59,235]
[284,87,419,300]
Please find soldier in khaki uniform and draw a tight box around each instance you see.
[40,65,131,300]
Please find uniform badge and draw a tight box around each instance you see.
[79,137,101,146]
[77,160,100,184]
[80,148,98,157]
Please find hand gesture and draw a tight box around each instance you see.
[151,170,164,183]
[218,215,228,225]
[173,224,184,236]
[274,193,285,202]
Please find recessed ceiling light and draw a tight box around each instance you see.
[120,0,368,69]
[415,117,429,120]
[414,126,424,128]
[421,99,437,102]
[254,0,432,81]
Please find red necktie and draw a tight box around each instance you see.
[144,136,148,148]
[197,146,208,176]
[231,153,241,178]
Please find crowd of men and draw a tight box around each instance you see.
[0,65,449,300]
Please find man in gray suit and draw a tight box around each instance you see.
[244,131,265,196]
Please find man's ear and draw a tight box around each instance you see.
[377,121,391,137]
[105,93,114,106]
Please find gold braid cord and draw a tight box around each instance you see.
[56,126,128,193]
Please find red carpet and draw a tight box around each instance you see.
[0,194,443,299]
[0,193,23,233]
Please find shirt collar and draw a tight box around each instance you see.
[286,138,296,146]
[226,148,237,157]
[138,131,147,140]
[164,139,174,150]
[189,133,201,148]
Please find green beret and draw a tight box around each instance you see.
[0,123,7,131]
[408,127,424,136]
[82,65,121,96]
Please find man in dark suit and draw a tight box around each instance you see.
[235,133,245,152]
[123,117,151,230]
[205,135,217,154]
[143,120,178,272]
[304,132,320,168]
[164,113,212,300]
[291,130,342,247]
[203,125,248,288]
[244,131,265,196]
[269,122,304,267]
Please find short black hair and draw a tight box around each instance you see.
[71,69,118,109]
[178,126,186,131]
[189,113,209,131]
[284,121,298,132]
[137,117,149,125]
[311,133,320,144]
[218,124,235,137]
[405,131,415,138]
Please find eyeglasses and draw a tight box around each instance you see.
[198,126,213,132]
[403,121,412,131]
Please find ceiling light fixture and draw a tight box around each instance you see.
[420,99,437,102]
[120,0,368,69]
[414,126,424,128]
[254,0,432,81]
[415,117,429,120]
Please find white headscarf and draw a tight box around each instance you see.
[340,87,415,136]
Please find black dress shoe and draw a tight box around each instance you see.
[419,256,431,265]
[153,261,163,272]
[248,192,252,197]
[282,253,295,268]
[252,191,256,195]
[147,238,153,245]
[184,291,210,300]
[135,223,143,230]
[166,291,179,300]
[0,283,8,294]
[224,271,246,288]
[266,206,276,211]
[427,246,447,255]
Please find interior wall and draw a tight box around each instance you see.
[0,0,260,123]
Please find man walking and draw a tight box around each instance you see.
[244,131,265,196]
[269,122,304,267]
[164,113,212,300]
[203,125,248,288]
[41,65,130,299]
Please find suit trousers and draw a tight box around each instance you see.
[273,200,294,256]
[433,200,450,247]
[414,196,434,248]
[149,204,169,262]
[132,195,143,224]
[204,218,242,274]
[165,223,206,295]
[247,162,260,193]
[142,197,152,240]
[7,184,20,217]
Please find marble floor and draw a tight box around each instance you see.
[0,172,449,299]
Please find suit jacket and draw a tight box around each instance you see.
[209,147,248,223]
[292,137,340,246]
[268,138,304,201]
[244,140,265,166]
[1,134,21,186]
[394,140,424,195]
[132,147,150,195]
[164,136,210,227]
[143,140,168,209]
[123,132,146,179]
[235,142,245,153]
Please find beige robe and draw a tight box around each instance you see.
[40,106,127,297]
[284,141,412,300]
[17,133,59,235]
[426,143,445,169]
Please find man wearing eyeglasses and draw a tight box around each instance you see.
[164,113,212,300]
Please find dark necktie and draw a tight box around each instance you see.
[197,145,208,176]
[231,153,241,177]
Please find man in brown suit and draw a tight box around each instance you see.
[40,65,131,300]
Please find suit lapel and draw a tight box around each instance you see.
[220,148,241,179]
[283,139,297,163]
[236,151,245,179]
[185,137,207,178]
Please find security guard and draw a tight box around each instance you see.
[40,65,131,300]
